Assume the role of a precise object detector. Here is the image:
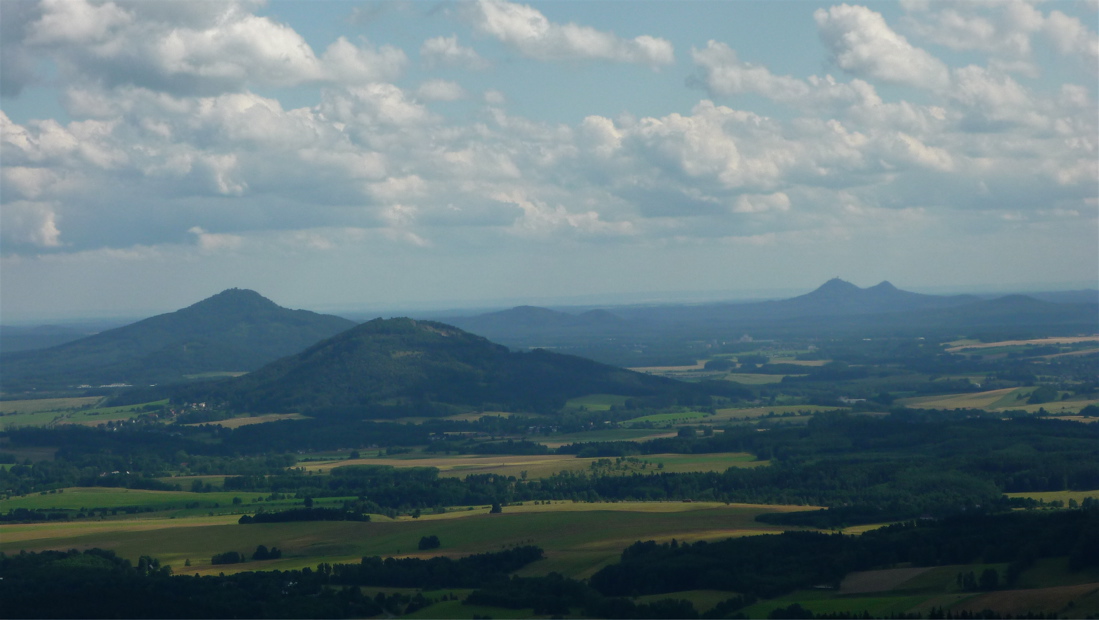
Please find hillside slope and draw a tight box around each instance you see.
[179,317,683,418]
[1,289,356,390]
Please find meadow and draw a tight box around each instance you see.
[0,398,162,429]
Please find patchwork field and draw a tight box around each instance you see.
[297,451,764,478]
[738,559,1099,619]
[898,388,1097,414]
[1,501,818,581]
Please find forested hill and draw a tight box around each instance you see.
[174,317,687,418]
[0,289,356,391]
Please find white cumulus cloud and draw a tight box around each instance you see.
[465,0,674,68]
[815,4,950,91]
[420,35,488,69]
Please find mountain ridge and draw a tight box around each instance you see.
[1,289,357,391]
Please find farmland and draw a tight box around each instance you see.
[295,451,763,477]
[2,289,1097,618]
[1,499,815,580]
[0,398,160,429]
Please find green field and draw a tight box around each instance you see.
[724,373,793,385]
[0,399,165,429]
[1,501,817,580]
[0,397,102,414]
[565,394,631,411]
[623,410,710,425]
[710,405,840,422]
[2,486,350,516]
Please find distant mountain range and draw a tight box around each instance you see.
[0,289,355,391]
[442,279,1098,365]
[2,280,1094,394]
[175,317,681,418]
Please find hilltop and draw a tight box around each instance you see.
[177,317,683,418]
[0,289,356,391]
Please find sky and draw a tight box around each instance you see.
[1,0,1097,321]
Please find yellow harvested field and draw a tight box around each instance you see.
[898,388,1018,410]
[2,514,241,545]
[300,452,761,478]
[769,359,830,366]
[946,336,1099,352]
[194,413,309,428]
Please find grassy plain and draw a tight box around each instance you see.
[0,398,164,429]
[0,397,102,414]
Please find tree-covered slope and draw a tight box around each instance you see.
[1,289,356,390]
[180,317,682,417]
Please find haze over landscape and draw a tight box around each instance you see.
[2,0,1096,322]
[2,3,1099,619]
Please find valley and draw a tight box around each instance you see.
[1,281,1097,619]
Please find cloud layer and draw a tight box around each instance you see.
[1,0,1096,317]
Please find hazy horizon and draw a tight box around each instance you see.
[2,1,1096,323]
[3,276,1097,326]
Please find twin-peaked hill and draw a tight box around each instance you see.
[1,289,356,390]
[177,317,681,418]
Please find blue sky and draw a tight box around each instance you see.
[1,0,1097,321]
